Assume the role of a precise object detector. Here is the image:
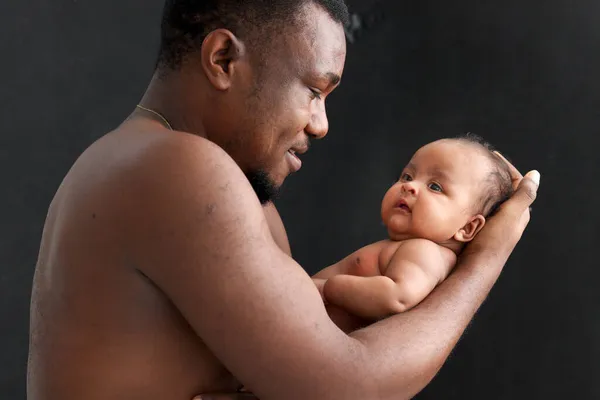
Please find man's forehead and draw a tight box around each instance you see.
[284,3,347,76]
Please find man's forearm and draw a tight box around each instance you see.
[349,248,509,399]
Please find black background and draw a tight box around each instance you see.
[1,0,598,398]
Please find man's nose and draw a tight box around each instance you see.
[305,101,329,139]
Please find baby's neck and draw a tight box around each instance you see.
[388,231,465,256]
[438,239,466,256]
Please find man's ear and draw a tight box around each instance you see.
[200,29,246,91]
[454,214,486,243]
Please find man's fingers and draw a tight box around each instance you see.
[494,151,523,179]
[494,151,523,190]
[508,170,540,209]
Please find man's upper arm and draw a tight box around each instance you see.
[124,137,369,400]
[262,202,292,256]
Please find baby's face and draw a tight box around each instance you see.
[381,139,491,243]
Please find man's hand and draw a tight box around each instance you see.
[469,153,540,256]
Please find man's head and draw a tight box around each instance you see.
[155,0,349,203]
[381,134,513,245]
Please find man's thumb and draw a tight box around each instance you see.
[513,170,540,206]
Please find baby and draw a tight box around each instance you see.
[313,134,514,320]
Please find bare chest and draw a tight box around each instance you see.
[345,240,405,277]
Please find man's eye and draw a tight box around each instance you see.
[309,88,322,100]
[429,182,443,192]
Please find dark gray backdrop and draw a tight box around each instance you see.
[1,0,598,399]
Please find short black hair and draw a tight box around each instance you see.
[157,0,350,71]
[453,133,514,217]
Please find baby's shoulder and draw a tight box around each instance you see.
[395,239,457,280]
[397,239,456,265]
[397,238,442,253]
[379,238,437,268]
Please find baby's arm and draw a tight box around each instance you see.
[312,242,385,300]
[312,251,358,301]
[323,239,455,320]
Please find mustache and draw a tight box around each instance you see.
[300,137,312,151]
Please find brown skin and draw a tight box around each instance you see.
[28,3,540,400]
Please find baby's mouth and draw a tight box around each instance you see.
[395,199,411,212]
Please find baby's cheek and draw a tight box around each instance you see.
[415,214,450,241]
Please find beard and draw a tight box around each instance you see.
[245,169,280,205]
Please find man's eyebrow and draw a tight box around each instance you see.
[323,72,341,86]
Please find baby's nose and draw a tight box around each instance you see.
[402,182,418,195]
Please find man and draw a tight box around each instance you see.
[27,1,540,400]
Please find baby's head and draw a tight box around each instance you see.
[381,134,513,250]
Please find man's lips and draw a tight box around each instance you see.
[286,149,302,172]
[289,144,309,155]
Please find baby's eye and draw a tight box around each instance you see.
[399,173,413,182]
[428,182,443,192]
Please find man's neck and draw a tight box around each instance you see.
[139,70,208,137]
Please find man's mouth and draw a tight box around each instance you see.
[286,149,302,172]
[287,149,301,161]
[289,143,309,156]
[286,142,309,173]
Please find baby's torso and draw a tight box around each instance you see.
[348,239,456,280]
[344,240,405,277]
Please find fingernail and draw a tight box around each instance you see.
[527,170,540,185]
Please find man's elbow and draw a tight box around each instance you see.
[339,338,435,400]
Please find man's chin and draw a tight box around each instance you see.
[245,170,281,205]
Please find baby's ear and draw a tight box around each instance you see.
[454,215,486,242]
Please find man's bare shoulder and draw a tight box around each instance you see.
[101,125,238,179]
[76,124,252,212]
[59,123,265,262]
